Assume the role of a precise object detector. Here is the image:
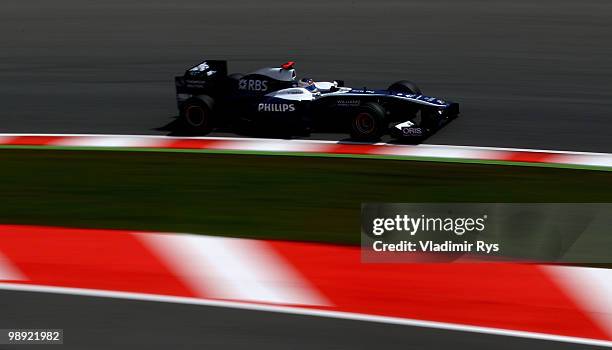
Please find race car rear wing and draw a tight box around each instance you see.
[183,60,227,78]
[175,60,228,97]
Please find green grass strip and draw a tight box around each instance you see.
[1,148,611,245]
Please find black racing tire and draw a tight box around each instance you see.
[349,102,387,141]
[180,98,215,135]
[388,80,422,95]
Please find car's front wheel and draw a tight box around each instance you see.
[349,102,387,141]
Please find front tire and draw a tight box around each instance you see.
[181,98,214,135]
[349,102,387,141]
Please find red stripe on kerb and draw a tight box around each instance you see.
[323,144,382,155]
[162,139,225,149]
[5,136,65,146]
[270,241,609,340]
[0,225,195,297]
[502,151,558,163]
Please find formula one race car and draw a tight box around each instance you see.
[174,60,459,141]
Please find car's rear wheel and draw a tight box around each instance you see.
[181,98,214,134]
[349,102,387,141]
[388,80,422,95]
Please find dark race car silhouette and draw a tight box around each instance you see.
[174,60,459,141]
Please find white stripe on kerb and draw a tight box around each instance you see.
[217,140,326,153]
[0,251,25,281]
[380,144,497,160]
[556,155,612,168]
[51,136,163,148]
[545,266,612,338]
[140,233,329,306]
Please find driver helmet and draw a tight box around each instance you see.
[298,78,318,93]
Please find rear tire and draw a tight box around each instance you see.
[181,98,214,135]
[349,102,387,141]
[388,80,422,95]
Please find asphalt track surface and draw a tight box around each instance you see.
[2,0,612,152]
[1,289,609,350]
